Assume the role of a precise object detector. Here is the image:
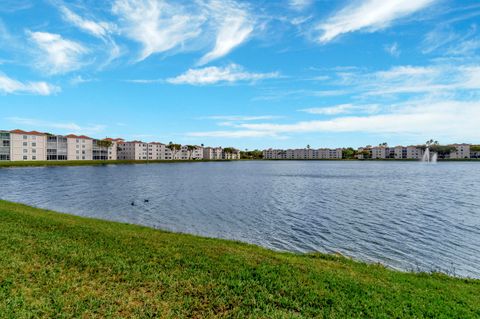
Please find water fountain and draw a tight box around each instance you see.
[421,147,438,163]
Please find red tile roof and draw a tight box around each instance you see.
[65,134,92,139]
[10,129,46,136]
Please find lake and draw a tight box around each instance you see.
[1,161,479,278]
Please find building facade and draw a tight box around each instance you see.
[450,144,471,159]
[10,130,47,161]
[0,130,10,161]
[263,148,342,160]
[46,135,68,160]
[66,135,93,160]
[117,141,148,160]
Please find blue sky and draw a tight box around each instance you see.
[0,0,479,149]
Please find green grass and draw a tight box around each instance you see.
[0,159,232,168]
[1,200,479,318]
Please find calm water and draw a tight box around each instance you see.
[1,161,479,278]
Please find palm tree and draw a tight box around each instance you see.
[167,142,181,160]
[186,145,196,160]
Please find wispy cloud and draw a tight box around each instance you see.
[300,104,380,115]
[69,75,95,86]
[59,5,114,39]
[27,31,88,74]
[166,64,279,85]
[385,42,401,57]
[189,100,480,140]
[203,115,282,121]
[289,0,313,11]
[112,0,254,64]
[0,0,32,13]
[187,130,278,138]
[315,0,436,43]
[112,0,205,62]
[197,0,254,65]
[6,117,105,134]
[0,73,60,95]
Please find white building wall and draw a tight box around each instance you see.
[10,132,47,161]
[67,137,93,160]
[450,144,471,159]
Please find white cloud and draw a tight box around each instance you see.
[112,0,254,64]
[191,100,480,140]
[385,42,400,57]
[0,73,60,95]
[289,0,313,11]
[188,130,277,138]
[112,0,205,61]
[166,64,279,85]
[198,0,254,65]
[204,115,281,121]
[300,104,380,115]
[316,0,436,43]
[27,31,88,74]
[69,75,94,86]
[366,65,480,95]
[60,6,114,39]
[6,117,105,134]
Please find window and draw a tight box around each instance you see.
[82,156,85,159]
[76,150,79,154]
[23,135,27,139]
[76,156,79,160]
[23,149,28,153]
[76,139,79,143]
[23,156,28,160]
[32,156,36,160]
[32,142,36,147]
[32,149,36,153]
[23,142,28,146]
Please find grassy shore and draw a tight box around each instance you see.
[1,158,479,168]
[0,200,479,318]
[0,159,229,168]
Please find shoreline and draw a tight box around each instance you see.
[1,158,479,168]
[0,199,479,317]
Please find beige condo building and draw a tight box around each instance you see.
[263,148,342,160]
[10,129,47,161]
[66,134,93,160]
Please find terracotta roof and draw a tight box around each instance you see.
[65,134,92,139]
[10,129,46,136]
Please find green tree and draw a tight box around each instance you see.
[167,142,181,160]
[186,145,197,160]
[342,147,356,159]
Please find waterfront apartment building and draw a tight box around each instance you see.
[450,144,471,159]
[47,135,68,160]
[66,135,93,160]
[0,130,10,161]
[147,142,166,160]
[223,149,241,160]
[203,147,224,160]
[174,146,204,160]
[117,141,148,160]
[0,128,241,162]
[10,130,47,161]
[92,138,120,161]
[263,148,342,160]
